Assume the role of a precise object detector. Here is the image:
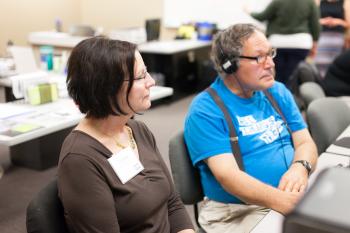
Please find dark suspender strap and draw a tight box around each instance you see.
[206,87,244,171]
[263,90,292,135]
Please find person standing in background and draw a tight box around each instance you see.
[248,0,321,88]
[314,0,350,77]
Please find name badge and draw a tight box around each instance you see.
[108,147,144,184]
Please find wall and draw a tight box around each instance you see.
[0,0,81,54]
[163,0,271,29]
[0,0,177,55]
[79,0,176,40]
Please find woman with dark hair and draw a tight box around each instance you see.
[58,36,194,233]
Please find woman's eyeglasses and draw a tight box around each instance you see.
[134,69,148,81]
[124,68,149,82]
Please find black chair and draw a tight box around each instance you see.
[26,179,69,233]
[169,131,205,232]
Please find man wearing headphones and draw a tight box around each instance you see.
[184,24,318,233]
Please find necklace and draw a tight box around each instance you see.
[113,126,136,150]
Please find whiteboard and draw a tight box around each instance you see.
[163,0,272,29]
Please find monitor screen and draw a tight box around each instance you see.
[145,19,161,41]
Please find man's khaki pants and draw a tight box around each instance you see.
[198,198,270,233]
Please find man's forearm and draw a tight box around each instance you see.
[218,170,299,214]
[293,141,318,173]
[292,129,318,173]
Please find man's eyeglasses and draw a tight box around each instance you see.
[239,48,277,64]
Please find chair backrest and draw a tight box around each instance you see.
[169,131,204,205]
[26,179,69,233]
[299,82,326,107]
[307,98,350,154]
[288,61,321,94]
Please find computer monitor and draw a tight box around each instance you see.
[145,19,161,41]
[283,167,350,233]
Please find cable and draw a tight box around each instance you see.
[277,121,291,169]
[233,73,251,98]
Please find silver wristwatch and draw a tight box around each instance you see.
[294,160,312,176]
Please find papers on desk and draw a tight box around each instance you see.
[0,122,42,137]
[10,71,68,100]
[0,105,41,136]
[0,104,34,120]
[326,125,350,156]
[326,137,350,156]
[0,99,82,139]
[11,71,48,99]
[8,46,38,74]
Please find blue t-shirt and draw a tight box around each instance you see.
[184,77,306,204]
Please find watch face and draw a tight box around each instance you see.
[305,161,312,171]
[295,160,311,174]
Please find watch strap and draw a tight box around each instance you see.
[294,160,311,175]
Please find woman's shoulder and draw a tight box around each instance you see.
[59,130,110,165]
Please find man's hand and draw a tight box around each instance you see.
[278,163,308,192]
[273,189,305,215]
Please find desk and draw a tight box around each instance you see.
[28,31,212,95]
[0,98,83,170]
[0,85,172,170]
[251,152,350,233]
[326,124,350,156]
[139,40,212,95]
[0,71,173,103]
[28,31,88,48]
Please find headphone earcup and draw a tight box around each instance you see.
[221,58,239,74]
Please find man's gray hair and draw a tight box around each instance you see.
[211,23,261,75]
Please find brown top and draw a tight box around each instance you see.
[58,120,193,233]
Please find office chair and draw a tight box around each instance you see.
[169,131,205,232]
[289,61,321,90]
[307,98,350,154]
[26,179,69,233]
[299,82,326,108]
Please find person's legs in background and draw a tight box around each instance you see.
[274,49,288,84]
[274,48,309,88]
[314,32,345,78]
